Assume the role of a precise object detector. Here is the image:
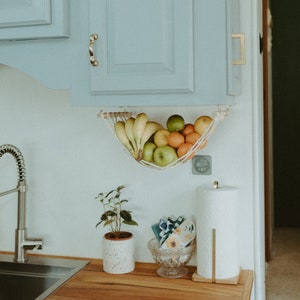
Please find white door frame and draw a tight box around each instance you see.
[250,0,266,299]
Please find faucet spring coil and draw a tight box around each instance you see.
[0,144,26,182]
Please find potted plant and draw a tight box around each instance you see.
[95,185,138,274]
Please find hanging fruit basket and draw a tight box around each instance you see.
[98,106,229,170]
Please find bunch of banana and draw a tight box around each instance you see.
[114,112,163,161]
[114,120,139,160]
[125,117,138,154]
[133,113,149,155]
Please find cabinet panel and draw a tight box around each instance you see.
[0,0,69,40]
[90,0,194,94]
[0,0,51,27]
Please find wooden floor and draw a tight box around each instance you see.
[266,228,300,300]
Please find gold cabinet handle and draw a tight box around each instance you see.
[232,33,246,65]
[89,33,99,67]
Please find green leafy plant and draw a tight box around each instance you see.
[95,185,138,236]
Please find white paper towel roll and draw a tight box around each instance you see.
[196,184,239,280]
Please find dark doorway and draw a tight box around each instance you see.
[271,1,300,227]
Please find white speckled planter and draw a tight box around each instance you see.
[103,231,135,274]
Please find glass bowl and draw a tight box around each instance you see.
[147,238,195,278]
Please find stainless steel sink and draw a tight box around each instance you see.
[0,253,89,300]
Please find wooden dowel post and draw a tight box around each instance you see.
[212,228,216,283]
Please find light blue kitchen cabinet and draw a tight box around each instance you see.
[89,0,193,96]
[0,0,242,106]
[80,0,243,106]
[0,0,69,40]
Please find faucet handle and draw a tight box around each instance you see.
[32,241,43,251]
[22,237,43,251]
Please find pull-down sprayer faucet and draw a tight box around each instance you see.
[0,144,43,263]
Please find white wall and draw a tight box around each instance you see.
[0,64,255,263]
[0,64,251,260]
[0,1,265,298]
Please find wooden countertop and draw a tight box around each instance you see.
[47,259,254,300]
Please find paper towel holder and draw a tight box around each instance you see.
[212,228,216,283]
[192,228,241,285]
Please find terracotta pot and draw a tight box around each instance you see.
[103,231,135,274]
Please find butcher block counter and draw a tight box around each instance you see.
[47,259,254,300]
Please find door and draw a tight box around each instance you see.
[87,0,241,106]
[263,0,273,262]
[89,0,194,95]
[271,1,300,227]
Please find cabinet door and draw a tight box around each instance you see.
[89,0,194,95]
[0,0,69,40]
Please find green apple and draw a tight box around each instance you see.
[142,142,157,162]
[153,145,178,167]
[167,114,185,132]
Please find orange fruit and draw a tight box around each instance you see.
[182,123,194,136]
[194,115,213,135]
[185,132,201,145]
[167,132,185,148]
[177,142,194,159]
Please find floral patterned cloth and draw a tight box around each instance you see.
[151,216,196,249]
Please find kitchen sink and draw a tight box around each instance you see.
[0,253,89,300]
